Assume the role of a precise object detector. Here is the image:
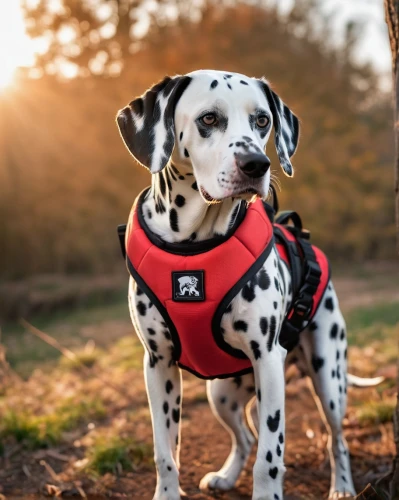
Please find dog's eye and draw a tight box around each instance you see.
[201,114,217,126]
[256,115,269,128]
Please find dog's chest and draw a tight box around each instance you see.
[220,250,293,348]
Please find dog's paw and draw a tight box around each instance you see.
[199,472,235,491]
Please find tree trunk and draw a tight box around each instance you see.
[383,2,399,498]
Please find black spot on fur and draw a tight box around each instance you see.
[147,328,156,336]
[172,408,180,423]
[342,475,347,482]
[191,181,198,191]
[344,348,347,359]
[147,209,152,219]
[166,418,170,428]
[240,80,249,85]
[233,376,242,388]
[278,432,284,444]
[136,286,143,295]
[137,301,147,316]
[233,320,248,332]
[175,194,185,207]
[330,400,335,410]
[336,350,340,361]
[340,329,345,341]
[169,208,179,232]
[267,410,280,432]
[309,321,318,331]
[266,451,272,462]
[311,355,324,372]
[330,323,339,339]
[250,340,261,360]
[274,496,280,500]
[231,401,238,411]
[260,317,268,335]
[210,79,218,89]
[166,380,173,394]
[267,316,277,352]
[325,297,334,312]
[269,467,278,479]
[227,83,232,90]
[178,175,185,180]
[332,369,336,378]
[274,277,280,292]
[276,444,281,456]
[163,401,169,414]
[149,339,158,352]
[184,148,189,158]
[242,277,256,302]
[258,269,270,290]
[163,329,171,341]
[176,395,181,405]
[159,172,166,196]
[167,465,172,471]
[339,385,342,394]
[273,301,278,309]
[220,396,226,404]
[257,389,261,401]
[179,132,183,140]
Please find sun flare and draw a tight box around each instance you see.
[0,1,35,90]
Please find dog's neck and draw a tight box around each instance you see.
[141,164,243,243]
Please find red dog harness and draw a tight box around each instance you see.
[119,190,330,379]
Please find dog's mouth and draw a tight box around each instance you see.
[200,186,222,204]
[200,186,260,204]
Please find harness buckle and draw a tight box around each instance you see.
[293,293,313,318]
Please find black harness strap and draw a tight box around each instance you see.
[274,210,322,352]
[117,224,127,259]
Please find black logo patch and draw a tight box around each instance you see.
[172,270,205,302]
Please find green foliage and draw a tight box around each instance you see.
[356,400,396,427]
[346,301,399,348]
[0,398,106,449]
[85,435,152,476]
[60,346,103,371]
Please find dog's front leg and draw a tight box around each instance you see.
[251,345,287,500]
[144,353,182,500]
[129,278,183,500]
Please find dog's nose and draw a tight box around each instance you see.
[237,154,271,178]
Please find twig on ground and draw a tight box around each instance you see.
[20,318,134,404]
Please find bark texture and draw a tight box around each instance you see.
[383,2,399,498]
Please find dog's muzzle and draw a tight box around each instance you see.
[237,153,271,179]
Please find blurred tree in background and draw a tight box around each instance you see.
[0,0,394,279]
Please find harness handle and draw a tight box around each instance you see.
[275,210,310,240]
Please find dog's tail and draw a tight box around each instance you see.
[347,373,384,387]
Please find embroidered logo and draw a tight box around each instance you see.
[172,270,205,302]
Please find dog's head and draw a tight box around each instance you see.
[116,70,299,203]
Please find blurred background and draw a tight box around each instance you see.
[0,0,396,282]
[0,1,398,498]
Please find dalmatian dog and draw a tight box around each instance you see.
[116,70,382,500]
[178,276,199,296]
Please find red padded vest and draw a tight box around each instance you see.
[124,191,330,379]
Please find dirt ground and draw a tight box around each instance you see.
[0,369,395,500]
[0,270,397,500]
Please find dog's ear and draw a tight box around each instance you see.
[116,75,192,173]
[258,79,299,177]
